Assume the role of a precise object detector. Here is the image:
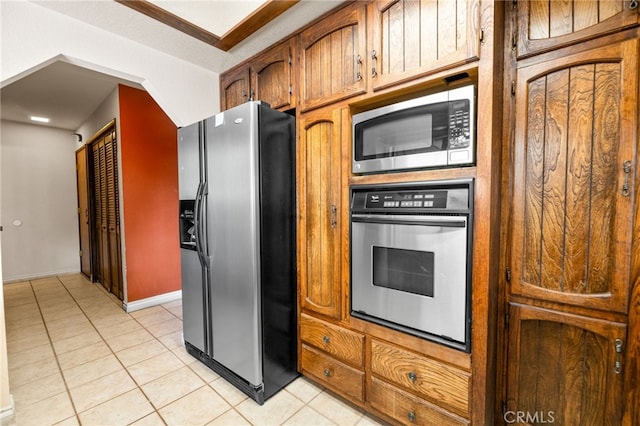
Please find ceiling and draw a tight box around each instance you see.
[0,0,343,131]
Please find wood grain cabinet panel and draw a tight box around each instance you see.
[510,38,638,314]
[299,313,364,367]
[297,107,344,319]
[220,38,295,112]
[370,339,471,418]
[506,303,627,424]
[516,0,640,58]
[300,344,365,402]
[369,0,480,91]
[370,378,470,426]
[220,66,251,111]
[251,37,296,111]
[298,2,367,111]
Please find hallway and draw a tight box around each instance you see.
[3,274,383,425]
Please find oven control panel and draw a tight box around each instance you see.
[351,180,472,214]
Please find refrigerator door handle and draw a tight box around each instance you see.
[194,181,209,267]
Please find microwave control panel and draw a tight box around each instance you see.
[448,100,471,149]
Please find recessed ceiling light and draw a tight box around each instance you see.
[30,116,50,123]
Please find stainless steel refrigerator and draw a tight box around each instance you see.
[177,101,297,404]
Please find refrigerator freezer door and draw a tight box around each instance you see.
[206,104,262,387]
[177,122,201,200]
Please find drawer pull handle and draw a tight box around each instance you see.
[408,372,417,383]
[322,335,331,344]
[407,411,416,423]
[323,369,331,377]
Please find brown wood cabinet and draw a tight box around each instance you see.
[220,66,250,111]
[515,0,640,58]
[297,106,345,320]
[299,314,365,402]
[369,377,470,426]
[221,37,297,112]
[368,0,481,92]
[506,303,627,424]
[510,37,638,314]
[503,2,639,423]
[371,339,471,419]
[298,2,367,111]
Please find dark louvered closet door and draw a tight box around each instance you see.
[89,123,123,300]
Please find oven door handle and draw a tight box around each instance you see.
[350,214,467,228]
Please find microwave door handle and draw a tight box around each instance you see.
[351,214,466,228]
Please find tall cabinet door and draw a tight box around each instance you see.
[510,37,638,314]
[298,106,344,320]
[506,31,638,425]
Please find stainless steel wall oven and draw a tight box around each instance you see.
[350,179,473,352]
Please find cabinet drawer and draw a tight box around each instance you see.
[301,344,364,402]
[300,313,365,367]
[370,377,469,426]
[371,340,470,418]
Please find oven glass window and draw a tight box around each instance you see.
[372,246,434,297]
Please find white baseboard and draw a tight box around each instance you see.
[123,290,182,313]
[2,268,81,284]
[0,395,15,424]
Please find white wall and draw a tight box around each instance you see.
[0,0,221,127]
[0,121,80,281]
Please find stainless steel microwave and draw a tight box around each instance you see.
[352,85,475,174]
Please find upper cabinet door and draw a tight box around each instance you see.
[516,0,640,59]
[220,66,251,111]
[510,37,638,314]
[251,38,296,111]
[369,0,480,92]
[299,2,367,112]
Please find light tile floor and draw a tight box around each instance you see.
[3,274,386,426]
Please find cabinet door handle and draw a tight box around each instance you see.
[371,50,378,78]
[614,339,623,374]
[408,372,417,383]
[322,335,331,344]
[323,368,331,377]
[630,0,638,10]
[407,411,416,423]
[622,160,632,197]
[355,54,363,81]
[330,204,337,229]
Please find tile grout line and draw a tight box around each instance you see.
[29,276,82,425]
[60,276,170,425]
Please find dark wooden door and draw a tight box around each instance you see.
[75,145,91,277]
[89,123,123,299]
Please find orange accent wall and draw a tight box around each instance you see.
[118,85,180,301]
